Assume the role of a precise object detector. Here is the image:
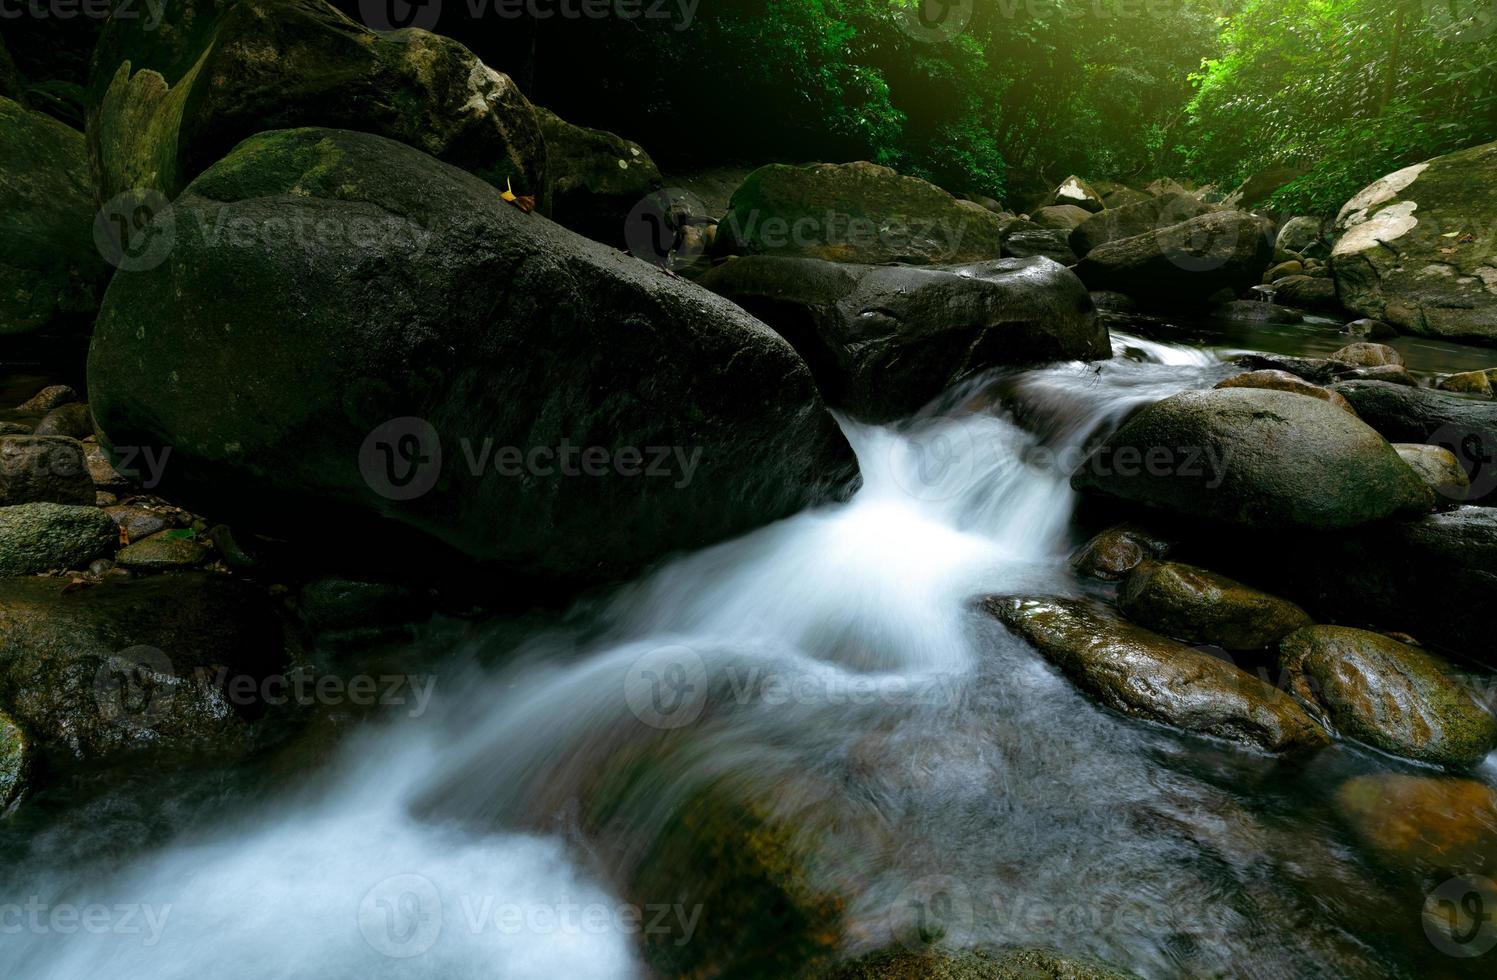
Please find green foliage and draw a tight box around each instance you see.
[1182,0,1497,213]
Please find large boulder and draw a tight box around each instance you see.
[1275,216,1323,255]
[1071,388,1432,530]
[1331,379,1497,503]
[1223,164,1306,210]
[1044,175,1105,214]
[88,128,856,585]
[715,161,1005,265]
[0,97,110,338]
[1214,370,1355,414]
[535,106,662,249]
[986,595,1327,753]
[0,436,95,506]
[1073,211,1275,308]
[697,255,1108,422]
[88,0,547,204]
[0,503,115,575]
[1271,275,1343,314]
[1119,560,1311,651]
[1002,225,1078,266]
[1280,625,1497,768]
[1067,192,1213,258]
[1031,204,1092,231]
[1330,142,1497,343]
[0,573,285,763]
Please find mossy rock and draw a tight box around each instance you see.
[0,710,29,811]
[89,0,548,204]
[0,97,109,337]
[1280,625,1497,768]
[0,502,115,575]
[535,105,662,248]
[1118,560,1312,651]
[717,161,1005,265]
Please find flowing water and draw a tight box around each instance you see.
[3,319,1495,979]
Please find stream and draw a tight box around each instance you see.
[2,313,1495,979]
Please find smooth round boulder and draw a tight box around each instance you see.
[1119,560,1312,651]
[1332,342,1402,367]
[1332,380,1497,503]
[0,503,115,576]
[0,436,95,506]
[1437,369,1495,396]
[88,128,856,585]
[1045,175,1106,213]
[1395,444,1470,503]
[1280,625,1497,768]
[0,97,109,337]
[1031,204,1093,231]
[1071,388,1433,530]
[1068,192,1214,259]
[987,595,1327,753]
[32,402,93,439]
[1073,211,1275,308]
[1275,216,1322,254]
[1343,318,1397,340]
[114,533,211,570]
[1069,523,1171,581]
[698,254,1108,423]
[1271,275,1342,313]
[1214,370,1355,414]
[715,161,1005,265]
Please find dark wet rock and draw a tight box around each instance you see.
[83,441,135,493]
[1102,187,1152,209]
[715,161,1004,265]
[1074,211,1275,308]
[820,946,1138,980]
[1395,444,1470,504]
[0,98,109,338]
[105,504,170,543]
[698,255,1107,422]
[1337,774,1497,872]
[1331,380,1497,503]
[90,0,547,203]
[205,524,257,570]
[1234,353,1351,385]
[15,385,77,414]
[1212,300,1302,324]
[1263,260,1304,282]
[32,401,92,439]
[1275,216,1322,254]
[1270,275,1342,313]
[1273,507,1497,664]
[0,573,286,762]
[986,595,1327,752]
[89,128,855,586]
[536,106,662,248]
[0,436,94,506]
[1044,175,1106,214]
[1069,523,1171,581]
[114,533,210,570]
[0,709,28,811]
[1071,388,1432,530]
[1343,318,1397,340]
[1437,369,1495,396]
[1331,142,1497,343]
[1120,561,1312,651]
[1345,364,1416,386]
[1089,291,1137,313]
[298,577,431,639]
[1214,370,1355,414]
[1225,164,1306,210]
[1067,192,1213,258]
[1032,204,1093,231]
[1331,342,1402,367]
[1002,226,1077,265]
[1280,626,1497,767]
[0,503,115,575]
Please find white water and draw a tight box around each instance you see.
[2,336,1251,979]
